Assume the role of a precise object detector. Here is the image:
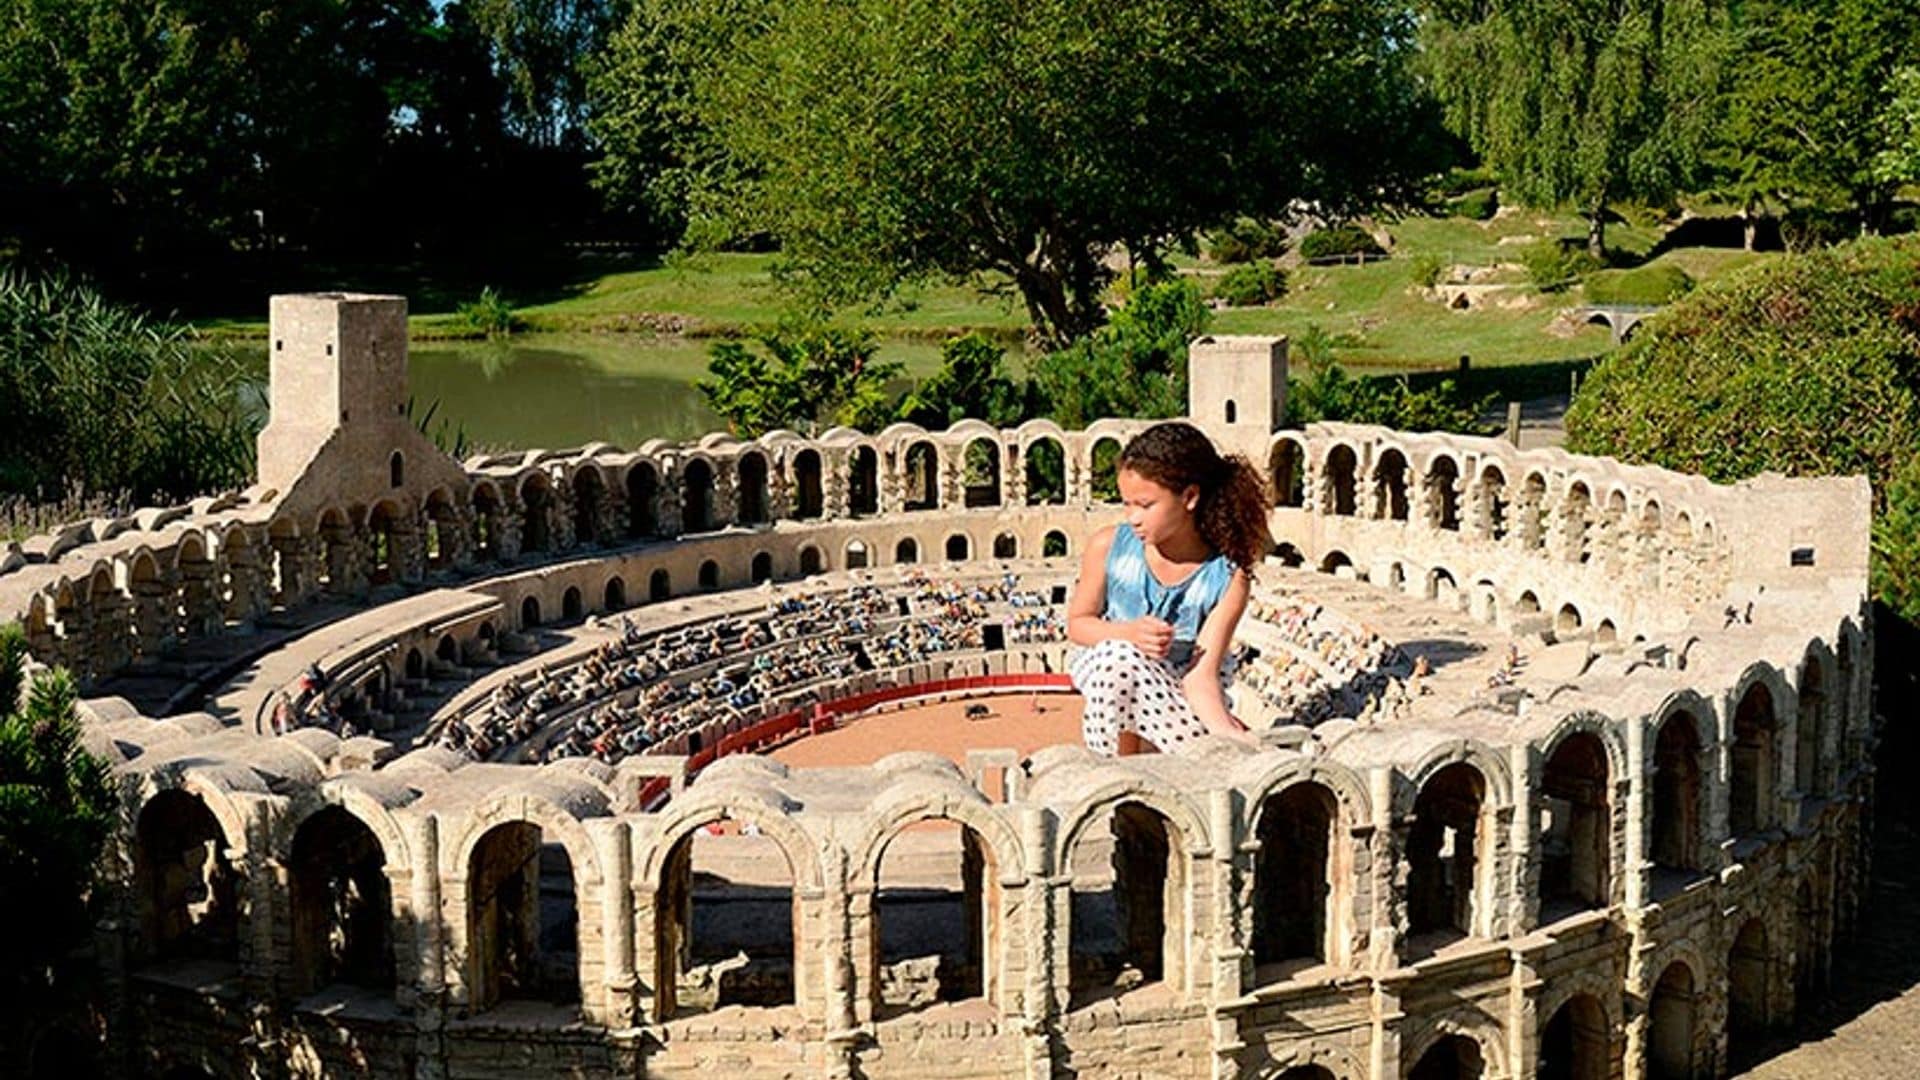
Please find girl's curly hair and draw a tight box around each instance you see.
[1118,421,1271,573]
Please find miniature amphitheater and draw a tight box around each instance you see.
[0,295,1876,1080]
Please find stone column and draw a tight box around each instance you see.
[92,589,134,679]
[1370,767,1400,970]
[131,577,172,662]
[1021,807,1058,1080]
[1624,718,1649,910]
[597,821,637,1027]
[178,554,222,640]
[1209,788,1246,1079]
[1510,742,1538,931]
[223,541,268,624]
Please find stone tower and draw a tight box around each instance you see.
[255,293,468,516]
[1187,334,1288,466]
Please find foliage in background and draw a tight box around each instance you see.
[1411,252,1449,289]
[1565,235,1920,617]
[896,333,1030,429]
[697,324,902,437]
[1028,279,1209,427]
[0,623,115,1062]
[0,269,258,503]
[1875,65,1920,187]
[1213,263,1288,307]
[1286,325,1496,433]
[1448,188,1499,220]
[1297,225,1388,262]
[1421,0,1727,257]
[592,0,1445,346]
[1205,218,1288,264]
[1520,239,1604,291]
[1582,264,1694,305]
[458,287,521,338]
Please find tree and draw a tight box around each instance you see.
[696,325,903,437]
[1422,0,1729,258]
[1874,66,1920,187]
[465,0,615,149]
[0,623,116,1064]
[896,334,1029,429]
[1027,278,1208,427]
[590,0,1437,346]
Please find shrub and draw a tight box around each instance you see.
[1213,263,1287,306]
[1565,235,1920,617]
[1520,239,1602,291]
[1582,264,1694,305]
[1449,188,1498,220]
[1410,252,1448,289]
[1029,278,1208,428]
[1206,218,1286,263]
[1298,225,1386,262]
[458,287,519,338]
[1286,325,1494,434]
[1436,165,1498,197]
[1780,208,1857,252]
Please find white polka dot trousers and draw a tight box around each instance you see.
[1071,640,1216,756]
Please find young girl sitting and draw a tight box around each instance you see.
[1067,422,1272,755]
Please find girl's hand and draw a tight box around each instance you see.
[1125,616,1174,659]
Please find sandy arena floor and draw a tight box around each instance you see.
[770,691,1088,768]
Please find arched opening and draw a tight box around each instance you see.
[627,463,661,537]
[895,538,919,565]
[794,449,825,519]
[872,819,996,1017]
[1595,619,1617,644]
[1794,877,1819,1011]
[1252,783,1337,975]
[1375,447,1410,520]
[1325,444,1358,516]
[1068,801,1182,1005]
[1479,466,1507,540]
[1319,550,1353,576]
[1554,603,1583,639]
[1425,457,1461,531]
[1090,438,1123,503]
[1428,567,1458,607]
[650,569,671,602]
[1538,993,1610,1080]
[799,546,824,576]
[289,806,393,996]
[389,451,404,489]
[1728,917,1772,1051]
[1731,682,1777,838]
[473,484,503,561]
[1024,438,1066,505]
[945,534,970,562]
[654,819,796,1017]
[1408,1034,1485,1080]
[1276,543,1305,569]
[520,596,541,628]
[437,634,458,663]
[850,446,880,516]
[135,791,240,965]
[1651,712,1705,881]
[520,473,553,554]
[1648,961,1698,1079]
[1797,655,1826,797]
[963,438,1001,507]
[904,441,940,511]
[993,533,1018,559]
[846,540,871,570]
[366,501,400,586]
[1516,591,1542,617]
[1274,1069,1336,1080]
[736,452,770,525]
[466,822,579,1010]
[424,490,458,571]
[698,559,720,590]
[1043,531,1069,558]
[751,552,773,584]
[572,467,605,546]
[1540,733,1610,916]
[1406,763,1484,944]
[405,648,425,680]
[682,460,714,533]
[1562,482,1593,564]
[562,586,583,622]
[604,577,627,611]
[1270,440,1305,508]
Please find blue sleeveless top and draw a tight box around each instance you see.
[1102,526,1235,668]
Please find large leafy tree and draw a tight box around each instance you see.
[1422,0,1729,258]
[590,0,1437,346]
[0,623,116,1064]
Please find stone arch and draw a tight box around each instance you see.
[698,559,720,590]
[520,595,541,628]
[963,437,1002,507]
[422,487,459,571]
[287,804,395,995]
[1023,436,1067,505]
[1270,436,1306,508]
[845,539,871,570]
[1324,443,1359,516]
[1728,916,1774,1045]
[641,796,825,893]
[799,545,825,576]
[945,533,971,562]
[895,537,920,565]
[518,471,554,554]
[604,576,628,611]
[849,444,881,516]
[1729,672,1784,838]
[461,820,581,1010]
[1319,550,1353,576]
[1404,761,1489,941]
[571,465,607,546]
[1250,779,1343,969]
[364,499,406,586]
[649,568,670,602]
[993,532,1018,559]
[1796,644,1831,797]
[1423,453,1462,531]
[471,481,504,560]
[1404,1028,1492,1080]
[736,450,770,525]
[1650,698,1709,877]
[903,441,940,511]
[751,551,774,584]
[793,448,825,519]
[1477,463,1508,540]
[1276,543,1305,569]
[1537,718,1620,914]
[1562,480,1594,563]
[1058,780,1210,1002]
[1044,530,1069,558]
[1427,566,1459,607]
[1537,988,1615,1080]
[1647,958,1701,1079]
[562,586,584,622]
[1555,602,1583,638]
[682,458,715,533]
[1374,446,1410,520]
[626,461,661,537]
[1090,437,1123,503]
[133,786,245,965]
